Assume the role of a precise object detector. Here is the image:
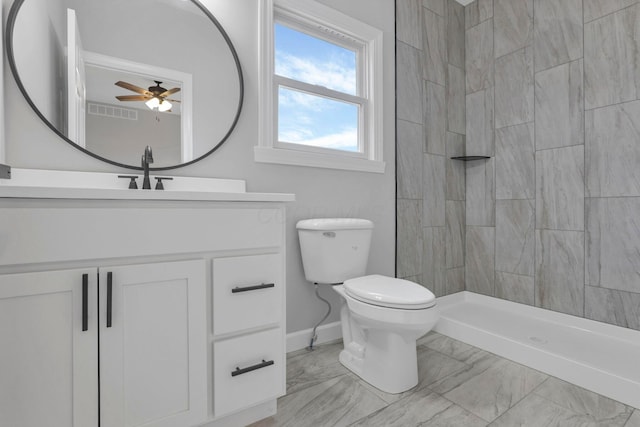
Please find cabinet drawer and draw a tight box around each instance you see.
[214,328,284,417]
[213,254,282,335]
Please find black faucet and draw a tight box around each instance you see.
[141,146,154,189]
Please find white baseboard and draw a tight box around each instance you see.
[435,291,640,409]
[286,321,342,353]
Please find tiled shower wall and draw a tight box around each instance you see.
[397,0,640,331]
[396,0,466,297]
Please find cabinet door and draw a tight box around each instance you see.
[99,260,207,427]
[0,269,98,427]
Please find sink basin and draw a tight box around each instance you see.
[0,168,246,193]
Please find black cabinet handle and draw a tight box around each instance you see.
[106,272,113,328]
[82,274,88,332]
[231,283,275,293]
[231,359,274,377]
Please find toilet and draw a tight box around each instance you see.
[296,218,439,394]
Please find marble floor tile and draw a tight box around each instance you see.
[349,387,453,426]
[417,332,489,365]
[436,357,548,422]
[415,346,469,390]
[286,341,349,395]
[532,377,633,424]
[490,393,609,427]
[626,411,640,427]
[418,402,488,426]
[270,374,388,427]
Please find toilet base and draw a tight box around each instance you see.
[338,329,419,394]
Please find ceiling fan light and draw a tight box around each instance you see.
[145,97,160,109]
[158,100,172,112]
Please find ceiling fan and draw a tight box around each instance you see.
[114,80,180,112]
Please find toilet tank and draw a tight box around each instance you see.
[296,218,373,284]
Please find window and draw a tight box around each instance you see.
[257,0,385,173]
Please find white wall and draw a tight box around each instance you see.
[1,0,396,334]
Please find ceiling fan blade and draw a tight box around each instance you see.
[115,95,151,101]
[115,81,152,96]
[159,87,181,97]
[164,98,181,103]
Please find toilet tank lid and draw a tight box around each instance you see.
[296,218,374,231]
[344,275,436,309]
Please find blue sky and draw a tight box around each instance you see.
[275,23,359,152]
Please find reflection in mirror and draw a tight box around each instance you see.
[8,0,243,169]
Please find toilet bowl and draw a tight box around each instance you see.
[333,275,438,393]
[296,218,439,394]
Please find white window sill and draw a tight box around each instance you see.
[254,146,386,174]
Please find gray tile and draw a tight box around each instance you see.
[583,0,638,23]
[423,153,446,226]
[424,81,446,155]
[586,100,640,197]
[424,226,446,297]
[418,402,488,426]
[626,411,640,427]
[535,229,585,317]
[585,197,640,294]
[447,0,465,69]
[495,47,534,128]
[465,0,493,30]
[586,286,640,331]
[466,88,494,156]
[446,267,465,295]
[396,42,423,124]
[397,120,424,199]
[494,0,533,58]
[496,199,535,276]
[490,393,607,427]
[446,132,465,201]
[397,199,423,277]
[447,65,466,135]
[534,0,583,72]
[438,356,547,422]
[416,347,469,389]
[495,122,535,200]
[349,387,454,427]
[423,8,447,86]
[465,226,495,296]
[535,145,584,231]
[423,0,446,16]
[286,341,348,395]
[535,59,584,150]
[533,377,633,424]
[396,0,423,49]
[429,351,504,394]
[446,200,465,268]
[466,158,495,226]
[495,271,535,305]
[466,19,494,93]
[417,332,488,365]
[584,5,640,109]
[273,374,388,427]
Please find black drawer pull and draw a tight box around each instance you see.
[231,359,274,377]
[231,283,275,293]
[82,274,88,332]
[106,272,113,328]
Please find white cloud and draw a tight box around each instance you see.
[276,52,356,95]
[281,128,358,150]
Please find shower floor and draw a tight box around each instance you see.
[435,291,640,409]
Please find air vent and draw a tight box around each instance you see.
[88,103,138,121]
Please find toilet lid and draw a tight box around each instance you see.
[343,275,436,309]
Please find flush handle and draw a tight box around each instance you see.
[323,232,336,238]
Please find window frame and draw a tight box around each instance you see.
[256,0,385,173]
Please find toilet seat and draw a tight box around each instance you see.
[343,275,436,310]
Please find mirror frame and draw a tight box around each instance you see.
[5,0,244,171]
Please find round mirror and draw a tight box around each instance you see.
[6,0,243,170]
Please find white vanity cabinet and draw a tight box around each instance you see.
[0,194,291,427]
